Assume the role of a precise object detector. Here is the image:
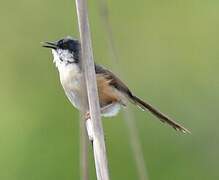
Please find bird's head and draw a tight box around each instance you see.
[43,36,80,65]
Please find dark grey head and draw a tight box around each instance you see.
[43,36,80,64]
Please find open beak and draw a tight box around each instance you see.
[42,41,58,49]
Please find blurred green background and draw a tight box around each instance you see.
[0,0,219,179]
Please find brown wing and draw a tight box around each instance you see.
[95,64,132,98]
[96,74,120,107]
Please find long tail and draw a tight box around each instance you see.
[129,95,190,134]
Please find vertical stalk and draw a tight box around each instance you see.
[75,0,110,180]
[80,114,89,180]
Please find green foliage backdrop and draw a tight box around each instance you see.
[0,0,218,179]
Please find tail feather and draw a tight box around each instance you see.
[130,95,190,134]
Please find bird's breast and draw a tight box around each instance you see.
[59,64,84,109]
[60,66,81,90]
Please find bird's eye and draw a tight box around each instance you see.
[58,40,68,49]
[61,43,68,49]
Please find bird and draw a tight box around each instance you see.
[43,36,190,134]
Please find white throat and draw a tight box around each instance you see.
[51,49,80,76]
[52,49,62,68]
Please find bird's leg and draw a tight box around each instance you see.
[85,111,94,143]
[84,109,110,145]
[85,111,91,121]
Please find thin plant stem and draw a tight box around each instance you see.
[80,114,89,180]
[75,0,110,179]
[123,109,149,180]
